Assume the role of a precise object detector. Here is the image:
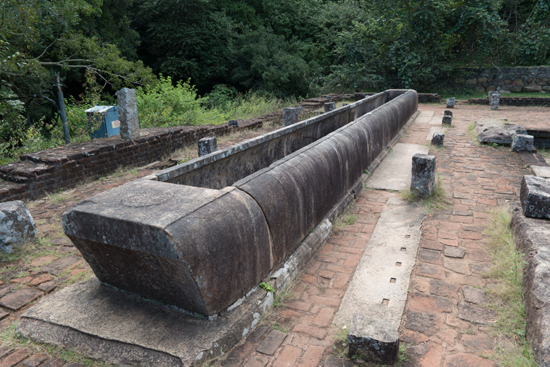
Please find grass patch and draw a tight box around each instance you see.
[331,201,358,233]
[0,321,113,366]
[400,174,451,213]
[484,206,536,367]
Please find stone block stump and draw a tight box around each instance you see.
[0,201,37,253]
[347,314,399,365]
[324,102,336,113]
[490,93,501,110]
[198,137,217,157]
[228,120,239,127]
[442,115,452,126]
[411,154,436,197]
[283,107,300,127]
[431,133,445,147]
[511,134,534,152]
[444,110,453,117]
[115,88,140,140]
[446,97,455,108]
[520,175,550,219]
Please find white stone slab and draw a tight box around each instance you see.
[429,117,443,125]
[426,127,446,141]
[414,111,434,124]
[333,197,425,329]
[532,165,550,178]
[366,143,430,191]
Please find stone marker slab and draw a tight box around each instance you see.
[198,137,217,157]
[520,175,550,219]
[17,277,273,367]
[411,154,436,197]
[446,97,455,108]
[283,108,300,127]
[532,165,550,178]
[511,134,534,153]
[347,314,399,365]
[334,198,425,330]
[431,132,444,147]
[324,102,336,112]
[442,115,452,126]
[366,144,429,191]
[116,88,140,140]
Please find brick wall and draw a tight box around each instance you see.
[467,97,550,106]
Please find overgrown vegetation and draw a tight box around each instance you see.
[484,206,536,367]
[331,201,359,233]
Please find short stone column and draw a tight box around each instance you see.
[228,120,239,127]
[442,115,452,126]
[347,314,399,365]
[342,103,349,106]
[511,134,534,153]
[431,133,445,147]
[520,175,550,219]
[198,137,217,157]
[0,201,37,253]
[444,110,452,117]
[115,88,140,140]
[411,154,436,197]
[490,93,501,110]
[446,97,455,108]
[283,107,300,127]
[324,102,336,113]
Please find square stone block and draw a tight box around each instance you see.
[511,134,534,153]
[442,115,452,126]
[198,137,217,157]
[521,175,550,219]
[411,154,436,197]
[431,133,444,147]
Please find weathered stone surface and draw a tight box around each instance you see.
[411,154,436,197]
[431,133,444,147]
[490,93,500,110]
[405,311,437,336]
[443,246,465,258]
[463,286,490,305]
[457,302,496,324]
[475,119,527,145]
[63,180,272,317]
[0,287,42,310]
[115,88,140,140]
[442,115,452,126]
[17,277,274,367]
[443,110,452,117]
[520,175,550,219]
[347,314,399,365]
[324,102,336,112]
[511,202,550,365]
[40,255,81,275]
[523,85,542,92]
[256,330,286,355]
[511,134,534,153]
[228,120,239,127]
[0,201,37,253]
[198,137,217,157]
[283,107,300,127]
[446,97,455,108]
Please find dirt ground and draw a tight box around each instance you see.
[0,101,547,367]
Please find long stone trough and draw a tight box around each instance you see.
[18,90,418,365]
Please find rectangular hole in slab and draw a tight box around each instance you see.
[390,278,396,283]
[405,235,410,238]
[382,299,389,306]
[401,247,407,252]
[396,262,402,267]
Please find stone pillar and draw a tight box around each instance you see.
[511,134,534,153]
[283,107,300,127]
[198,137,217,157]
[411,154,436,197]
[520,175,550,219]
[228,120,239,127]
[490,93,500,110]
[347,314,399,365]
[431,133,445,147]
[442,115,452,126]
[324,102,336,113]
[446,97,455,108]
[0,201,37,253]
[444,110,452,117]
[342,103,349,106]
[115,88,140,140]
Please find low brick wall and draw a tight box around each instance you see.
[467,97,550,107]
[455,66,550,93]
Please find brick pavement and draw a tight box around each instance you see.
[0,101,543,366]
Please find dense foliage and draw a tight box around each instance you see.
[1,0,549,158]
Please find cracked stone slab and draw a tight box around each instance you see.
[457,302,496,324]
[532,165,550,178]
[366,144,430,191]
